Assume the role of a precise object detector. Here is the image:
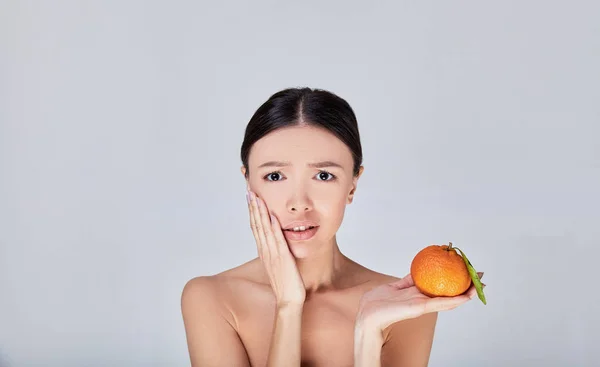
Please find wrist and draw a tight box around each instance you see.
[354,308,381,336]
[354,318,383,344]
[276,302,304,314]
[354,321,384,366]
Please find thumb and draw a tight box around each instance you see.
[389,274,414,289]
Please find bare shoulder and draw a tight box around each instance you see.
[182,258,272,322]
[181,275,224,309]
[180,275,233,329]
[180,259,266,367]
[182,258,267,310]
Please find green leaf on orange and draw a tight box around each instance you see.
[451,243,486,305]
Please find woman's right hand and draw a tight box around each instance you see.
[247,189,306,308]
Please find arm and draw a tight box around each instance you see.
[380,312,438,367]
[266,303,304,367]
[354,313,438,367]
[181,277,251,367]
[353,318,385,366]
[246,191,306,366]
[182,276,304,367]
[354,273,482,367]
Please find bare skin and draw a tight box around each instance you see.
[181,124,484,366]
[188,255,405,367]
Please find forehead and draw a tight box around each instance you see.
[248,125,353,167]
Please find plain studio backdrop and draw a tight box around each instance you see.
[1,1,598,366]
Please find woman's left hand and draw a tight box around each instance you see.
[356,272,485,334]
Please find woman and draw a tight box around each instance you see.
[181,87,484,367]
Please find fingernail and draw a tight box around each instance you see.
[270,214,275,224]
[257,197,261,208]
[246,191,250,203]
[249,190,255,201]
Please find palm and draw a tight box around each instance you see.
[358,273,481,332]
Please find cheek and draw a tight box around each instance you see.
[252,187,287,214]
[317,195,348,226]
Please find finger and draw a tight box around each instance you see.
[389,274,414,289]
[249,191,269,261]
[269,213,289,254]
[256,196,279,257]
[424,295,470,313]
[466,282,486,299]
[247,191,262,257]
[466,285,477,298]
[477,272,484,280]
[252,193,270,260]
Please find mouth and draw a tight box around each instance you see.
[283,225,318,232]
[282,225,319,241]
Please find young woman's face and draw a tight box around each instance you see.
[243,124,362,259]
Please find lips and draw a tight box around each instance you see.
[282,225,319,241]
[282,221,320,232]
[283,225,317,232]
[280,221,320,241]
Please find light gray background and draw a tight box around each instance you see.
[1,1,598,366]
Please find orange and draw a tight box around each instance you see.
[410,243,472,297]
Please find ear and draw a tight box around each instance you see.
[347,165,364,204]
[240,165,249,188]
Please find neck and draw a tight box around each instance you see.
[294,236,349,293]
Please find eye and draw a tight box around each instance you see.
[264,171,285,182]
[262,170,336,182]
[315,170,336,181]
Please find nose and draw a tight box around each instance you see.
[287,192,313,213]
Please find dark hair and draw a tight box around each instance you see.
[241,87,363,177]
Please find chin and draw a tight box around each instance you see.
[288,242,314,259]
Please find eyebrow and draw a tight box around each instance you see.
[257,161,344,169]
